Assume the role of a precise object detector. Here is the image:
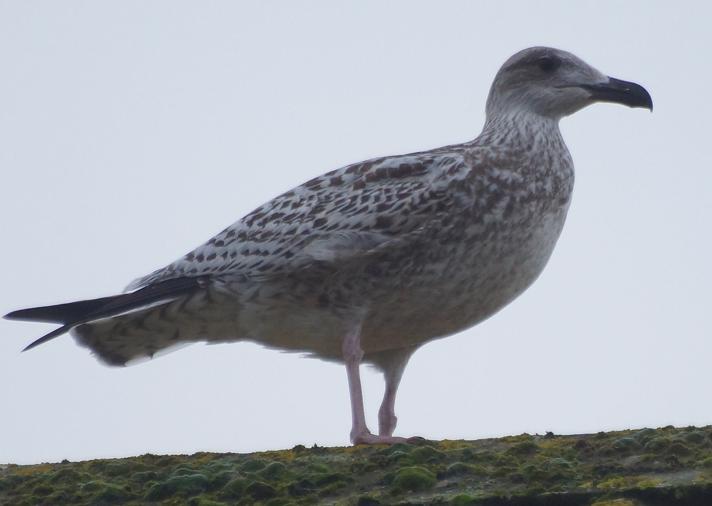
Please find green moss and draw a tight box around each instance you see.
[612,436,641,453]
[90,483,132,504]
[145,473,210,500]
[445,462,481,477]
[356,495,382,506]
[3,426,712,505]
[390,466,437,492]
[218,477,249,499]
[386,450,413,465]
[258,461,290,481]
[48,467,81,483]
[683,430,707,444]
[31,484,53,496]
[591,499,636,506]
[187,498,229,506]
[130,470,159,483]
[410,445,446,463]
[449,493,476,505]
[240,459,268,472]
[666,441,692,457]
[700,456,712,468]
[103,460,139,477]
[508,440,539,456]
[245,480,276,500]
[644,436,671,452]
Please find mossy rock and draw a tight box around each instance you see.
[449,494,477,505]
[591,499,636,506]
[410,445,446,463]
[444,462,488,478]
[4,425,712,505]
[612,436,642,454]
[102,461,139,477]
[240,459,269,472]
[683,430,707,444]
[356,495,382,506]
[218,477,249,500]
[187,498,229,506]
[48,467,82,484]
[258,461,290,481]
[390,466,437,492]
[507,440,540,456]
[244,480,277,500]
[130,470,159,483]
[145,473,210,500]
[387,450,414,466]
[89,483,133,504]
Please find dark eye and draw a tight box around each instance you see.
[537,56,561,73]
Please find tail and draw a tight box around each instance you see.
[5,277,205,352]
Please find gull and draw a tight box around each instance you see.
[6,47,652,445]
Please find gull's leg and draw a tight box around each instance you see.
[377,348,412,437]
[342,323,406,445]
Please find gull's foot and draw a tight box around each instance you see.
[404,436,430,445]
[352,431,425,445]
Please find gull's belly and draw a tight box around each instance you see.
[361,210,568,352]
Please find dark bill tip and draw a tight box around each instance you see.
[581,77,653,111]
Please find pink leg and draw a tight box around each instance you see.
[378,365,405,436]
[376,347,412,436]
[342,323,407,445]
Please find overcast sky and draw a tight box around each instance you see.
[1,1,710,465]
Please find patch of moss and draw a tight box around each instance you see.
[410,445,446,464]
[218,477,249,500]
[258,461,290,481]
[448,493,477,505]
[444,462,485,477]
[145,473,210,500]
[240,459,268,472]
[390,466,437,493]
[187,498,229,506]
[356,495,382,506]
[386,450,413,466]
[90,483,132,504]
[244,480,276,500]
[699,456,712,469]
[3,425,712,505]
[591,499,636,506]
[612,436,642,454]
[130,470,159,483]
[507,440,539,456]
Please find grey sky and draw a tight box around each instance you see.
[1,1,710,465]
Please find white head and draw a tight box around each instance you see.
[486,47,652,120]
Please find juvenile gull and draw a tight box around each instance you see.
[6,47,652,444]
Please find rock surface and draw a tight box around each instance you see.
[2,426,712,505]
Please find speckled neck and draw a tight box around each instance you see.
[479,110,563,152]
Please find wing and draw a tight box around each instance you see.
[128,150,472,289]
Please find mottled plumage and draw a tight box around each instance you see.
[6,47,652,444]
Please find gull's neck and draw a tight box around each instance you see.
[476,109,563,152]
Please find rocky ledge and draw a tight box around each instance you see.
[2,425,712,505]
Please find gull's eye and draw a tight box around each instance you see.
[537,56,561,73]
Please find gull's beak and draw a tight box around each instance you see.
[579,77,653,111]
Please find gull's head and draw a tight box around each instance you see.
[486,47,652,120]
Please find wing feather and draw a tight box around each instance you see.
[128,150,471,289]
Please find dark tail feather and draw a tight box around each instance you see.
[5,296,122,324]
[5,276,205,352]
